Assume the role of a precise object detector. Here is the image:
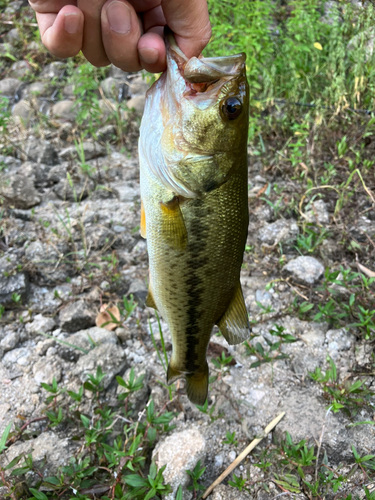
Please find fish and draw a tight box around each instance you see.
[139,30,250,405]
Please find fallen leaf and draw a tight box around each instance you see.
[96,304,121,330]
[256,183,269,198]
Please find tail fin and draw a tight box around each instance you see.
[186,363,209,406]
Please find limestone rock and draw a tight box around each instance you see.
[0,78,22,96]
[210,485,251,499]
[283,256,325,285]
[33,357,62,385]
[2,347,32,368]
[53,174,94,201]
[52,100,76,120]
[326,328,355,360]
[127,279,148,307]
[26,81,51,97]
[258,219,299,246]
[0,272,29,307]
[12,99,34,124]
[25,240,70,283]
[126,95,146,115]
[59,142,104,161]
[41,61,66,79]
[1,431,78,476]
[305,199,330,224]
[0,331,20,352]
[9,60,31,79]
[100,76,129,100]
[59,300,96,333]
[73,343,126,388]
[128,75,150,96]
[152,428,206,499]
[26,314,56,335]
[0,173,41,209]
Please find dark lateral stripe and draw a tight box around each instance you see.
[184,200,209,373]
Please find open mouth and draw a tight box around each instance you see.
[165,30,246,106]
[165,29,246,85]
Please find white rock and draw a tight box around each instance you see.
[283,256,324,285]
[26,314,56,335]
[152,428,206,499]
[126,95,146,115]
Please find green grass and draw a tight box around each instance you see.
[206,0,375,113]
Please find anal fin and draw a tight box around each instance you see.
[160,196,187,251]
[217,282,251,345]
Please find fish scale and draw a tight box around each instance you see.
[139,31,250,405]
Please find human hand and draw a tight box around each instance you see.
[28,0,211,73]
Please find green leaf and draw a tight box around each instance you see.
[29,489,49,500]
[80,414,90,428]
[43,476,60,485]
[124,474,148,488]
[175,485,183,500]
[0,422,12,453]
[144,487,156,500]
[4,454,23,470]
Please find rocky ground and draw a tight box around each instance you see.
[0,1,375,499]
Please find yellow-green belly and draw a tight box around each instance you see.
[145,164,248,375]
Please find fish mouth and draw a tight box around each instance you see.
[165,28,246,85]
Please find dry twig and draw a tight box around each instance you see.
[202,412,285,499]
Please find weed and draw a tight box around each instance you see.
[295,225,329,255]
[223,431,238,446]
[244,324,297,368]
[310,356,374,417]
[11,292,21,304]
[196,399,222,422]
[296,267,375,340]
[186,460,206,496]
[0,366,175,499]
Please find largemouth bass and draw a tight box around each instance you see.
[139,31,250,405]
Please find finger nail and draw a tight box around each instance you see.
[106,1,131,34]
[64,13,80,34]
[139,47,159,65]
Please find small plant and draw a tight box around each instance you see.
[196,399,222,422]
[11,292,21,304]
[212,350,233,371]
[186,460,206,496]
[228,472,247,491]
[244,324,297,368]
[74,137,94,175]
[223,431,238,446]
[310,357,374,417]
[116,367,145,413]
[295,225,329,255]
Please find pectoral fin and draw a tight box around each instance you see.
[145,288,157,310]
[140,200,146,238]
[160,197,187,251]
[217,282,251,345]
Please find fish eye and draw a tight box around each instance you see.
[221,97,242,120]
